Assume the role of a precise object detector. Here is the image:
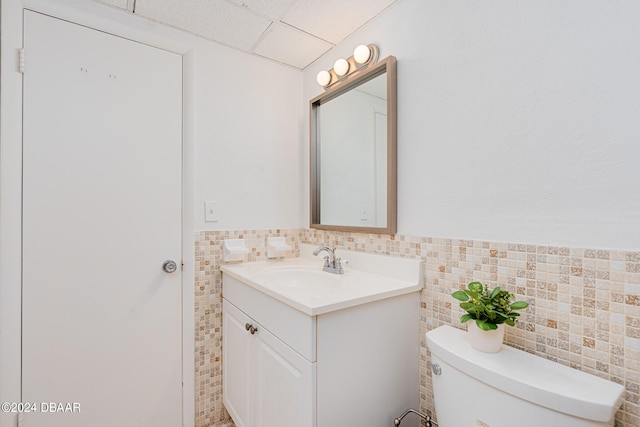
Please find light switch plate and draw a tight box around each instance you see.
[360,205,368,221]
[205,201,219,222]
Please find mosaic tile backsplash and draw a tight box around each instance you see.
[195,229,640,427]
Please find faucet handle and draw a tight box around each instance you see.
[334,257,347,274]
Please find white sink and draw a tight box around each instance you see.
[261,267,340,287]
[262,265,338,285]
[220,244,423,315]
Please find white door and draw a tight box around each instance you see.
[253,326,314,427]
[22,10,183,427]
[223,300,253,427]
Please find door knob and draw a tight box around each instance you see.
[162,260,178,273]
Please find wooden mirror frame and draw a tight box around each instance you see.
[310,56,397,234]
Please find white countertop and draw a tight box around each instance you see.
[220,244,423,316]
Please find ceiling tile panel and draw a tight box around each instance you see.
[93,0,128,10]
[253,23,334,69]
[93,0,398,70]
[226,0,293,20]
[135,0,272,51]
[282,0,397,44]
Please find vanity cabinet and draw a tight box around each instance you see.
[222,299,314,427]
[222,273,420,427]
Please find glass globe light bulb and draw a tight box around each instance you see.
[353,45,371,64]
[316,70,331,87]
[333,58,350,76]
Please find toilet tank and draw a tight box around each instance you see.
[426,326,624,427]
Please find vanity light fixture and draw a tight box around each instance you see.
[316,43,380,89]
[316,70,331,87]
[333,58,350,76]
[353,44,372,64]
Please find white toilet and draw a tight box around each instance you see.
[426,325,625,427]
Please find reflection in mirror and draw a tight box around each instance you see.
[310,56,397,234]
[319,74,387,227]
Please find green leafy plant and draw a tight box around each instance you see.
[452,281,529,331]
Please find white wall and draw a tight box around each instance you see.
[193,46,303,230]
[303,0,640,250]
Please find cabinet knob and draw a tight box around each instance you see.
[245,323,258,335]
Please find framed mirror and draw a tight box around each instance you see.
[310,55,397,234]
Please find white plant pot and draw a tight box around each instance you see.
[467,321,505,353]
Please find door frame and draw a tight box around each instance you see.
[0,1,197,425]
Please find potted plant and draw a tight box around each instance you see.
[451,281,528,352]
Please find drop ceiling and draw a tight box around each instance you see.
[94,0,398,69]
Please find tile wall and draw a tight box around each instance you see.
[196,229,640,427]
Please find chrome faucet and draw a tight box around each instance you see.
[312,246,345,274]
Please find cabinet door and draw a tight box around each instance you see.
[253,326,315,427]
[223,300,253,427]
